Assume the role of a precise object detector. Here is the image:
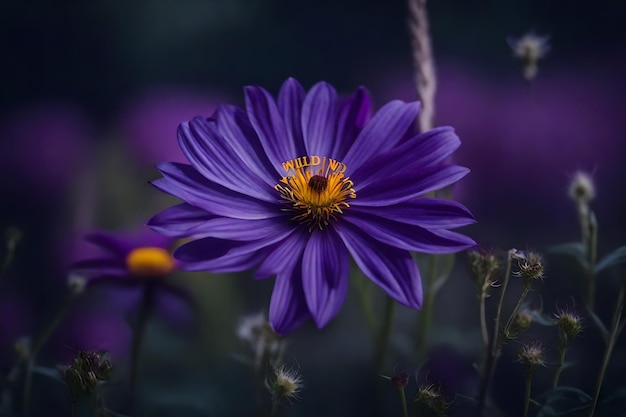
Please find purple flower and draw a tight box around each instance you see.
[0,102,91,197]
[118,88,225,167]
[71,228,194,327]
[149,78,476,334]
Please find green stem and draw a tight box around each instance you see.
[399,387,408,417]
[587,275,625,417]
[552,345,567,389]
[586,213,598,310]
[523,370,533,417]
[375,295,397,373]
[475,250,514,417]
[479,292,488,349]
[415,254,438,358]
[353,271,378,336]
[130,283,156,403]
[23,293,78,416]
[502,285,531,340]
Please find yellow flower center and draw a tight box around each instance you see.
[126,247,175,278]
[275,155,356,231]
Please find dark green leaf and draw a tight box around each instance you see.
[32,366,65,384]
[588,311,609,342]
[549,242,588,268]
[595,246,626,274]
[529,310,557,326]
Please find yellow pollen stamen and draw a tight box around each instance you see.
[275,158,356,231]
[126,247,175,278]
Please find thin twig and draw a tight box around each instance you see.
[408,0,437,132]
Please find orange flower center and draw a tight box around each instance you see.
[275,155,356,231]
[126,247,175,278]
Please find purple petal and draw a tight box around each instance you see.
[216,105,279,184]
[301,229,349,328]
[149,203,217,238]
[150,203,288,241]
[351,198,475,229]
[245,86,301,170]
[352,165,470,207]
[277,78,307,157]
[84,232,134,256]
[351,127,460,188]
[342,100,420,173]
[178,117,276,202]
[72,258,129,280]
[302,82,338,158]
[153,162,280,220]
[344,210,476,253]
[334,222,422,309]
[174,225,293,272]
[269,260,310,335]
[255,229,308,279]
[332,87,372,159]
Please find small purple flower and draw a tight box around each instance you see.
[71,228,193,327]
[149,78,475,334]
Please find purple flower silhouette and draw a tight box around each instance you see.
[149,78,475,334]
[71,228,194,327]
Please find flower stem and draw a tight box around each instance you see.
[587,272,625,417]
[375,295,396,373]
[475,250,514,417]
[353,271,378,336]
[23,292,78,417]
[523,370,533,417]
[130,283,156,404]
[399,387,408,417]
[501,285,531,339]
[415,254,439,359]
[479,292,488,348]
[552,345,567,389]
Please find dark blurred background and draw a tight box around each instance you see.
[1,0,626,416]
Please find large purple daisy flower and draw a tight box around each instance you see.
[149,78,476,334]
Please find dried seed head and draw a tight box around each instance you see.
[415,383,451,414]
[512,250,545,285]
[556,309,583,345]
[518,341,545,369]
[569,171,595,203]
[468,248,500,294]
[265,365,304,405]
[507,307,534,339]
[60,350,112,397]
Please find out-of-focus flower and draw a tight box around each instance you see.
[150,78,475,334]
[371,64,626,247]
[0,102,91,197]
[119,88,224,167]
[507,32,550,81]
[236,312,282,370]
[71,227,194,327]
[569,171,595,203]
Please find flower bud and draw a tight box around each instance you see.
[569,171,595,203]
[517,341,545,369]
[415,383,450,415]
[512,250,544,286]
[60,350,112,397]
[506,307,533,339]
[556,309,583,346]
